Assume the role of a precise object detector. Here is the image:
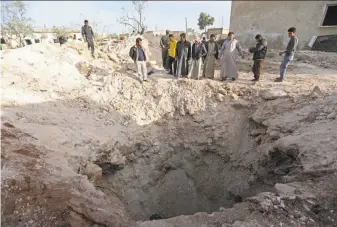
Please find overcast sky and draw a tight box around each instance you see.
[25,1,232,33]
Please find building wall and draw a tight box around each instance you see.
[230,1,337,49]
[207,28,229,39]
[145,30,184,37]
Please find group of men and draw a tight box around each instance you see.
[82,18,298,83]
[160,30,218,80]
[157,27,298,82]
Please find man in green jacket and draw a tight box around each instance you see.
[160,30,170,70]
[81,20,95,56]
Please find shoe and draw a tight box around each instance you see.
[148,71,154,76]
[221,77,226,81]
[274,78,283,82]
[232,78,236,81]
[251,78,259,82]
[143,79,148,82]
[168,72,173,75]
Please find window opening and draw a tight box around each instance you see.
[322,5,337,26]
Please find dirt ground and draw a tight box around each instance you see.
[1,35,337,227]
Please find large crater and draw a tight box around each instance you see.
[95,106,276,221]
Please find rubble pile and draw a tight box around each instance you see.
[1,36,337,227]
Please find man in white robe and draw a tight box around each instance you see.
[219,32,244,81]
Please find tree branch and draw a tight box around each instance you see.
[118,0,147,34]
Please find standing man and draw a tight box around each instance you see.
[175,33,191,78]
[203,34,219,79]
[81,20,95,57]
[168,34,178,75]
[275,27,298,82]
[201,37,207,63]
[129,38,148,82]
[190,37,207,80]
[219,32,244,81]
[160,30,170,71]
[249,34,267,82]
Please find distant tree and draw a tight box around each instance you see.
[197,12,215,33]
[51,26,71,38]
[1,0,34,47]
[41,34,48,39]
[118,0,148,35]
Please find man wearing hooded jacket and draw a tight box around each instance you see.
[249,34,267,82]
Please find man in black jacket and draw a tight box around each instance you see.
[190,37,207,79]
[249,34,267,82]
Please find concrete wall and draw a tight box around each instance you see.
[230,1,337,49]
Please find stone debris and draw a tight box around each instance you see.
[260,89,288,100]
[216,93,225,102]
[83,163,102,182]
[275,183,297,195]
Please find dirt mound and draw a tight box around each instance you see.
[1,123,131,227]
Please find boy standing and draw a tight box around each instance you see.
[275,27,298,82]
[249,34,267,82]
[167,34,178,75]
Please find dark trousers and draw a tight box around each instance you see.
[87,39,95,55]
[168,56,177,75]
[162,50,169,69]
[252,60,263,79]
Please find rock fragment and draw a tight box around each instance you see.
[275,183,296,195]
[216,93,225,102]
[83,163,102,182]
[261,89,288,100]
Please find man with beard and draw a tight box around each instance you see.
[175,33,191,78]
[219,32,244,81]
[190,37,207,80]
[203,34,219,79]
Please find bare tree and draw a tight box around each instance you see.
[51,26,71,38]
[1,0,34,47]
[117,0,148,35]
